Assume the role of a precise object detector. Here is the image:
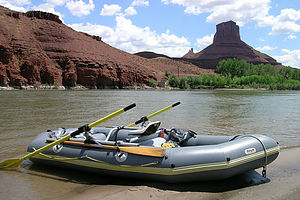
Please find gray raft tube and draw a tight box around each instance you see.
[27,124,280,182]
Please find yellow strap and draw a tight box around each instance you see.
[161,142,180,148]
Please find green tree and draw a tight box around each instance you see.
[279,67,292,79]
[291,69,300,81]
[179,77,189,89]
[168,74,179,87]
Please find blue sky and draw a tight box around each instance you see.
[1,0,300,68]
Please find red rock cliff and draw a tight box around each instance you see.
[0,6,158,88]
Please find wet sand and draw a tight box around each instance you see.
[59,147,300,200]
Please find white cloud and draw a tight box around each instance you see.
[161,0,169,4]
[161,0,300,35]
[7,0,30,5]
[256,8,300,35]
[288,35,297,40]
[131,0,149,7]
[255,46,277,51]
[161,0,272,26]
[0,0,31,12]
[124,0,149,16]
[277,8,300,21]
[273,49,300,68]
[69,22,115,40]
[46,0,66,6]
[125,6,137,16]
[66,0,94,17]
[259,38,266,42]
[268,9,300,35]
[100,1,148,17]
[69,16,190,57]
[100,4,121,16]
[195,34,214,49]
[270,21,300,35]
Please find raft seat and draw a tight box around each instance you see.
[128,121,161,136]
[126,121,161,143]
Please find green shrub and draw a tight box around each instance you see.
[148,79,158,88]
[54,83,59,89]
[33,83,39,89]
[168,74,179,87]
[165,70,171,77]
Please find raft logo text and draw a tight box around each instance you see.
[244,148,256,155]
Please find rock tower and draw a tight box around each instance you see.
[182,21,280,69]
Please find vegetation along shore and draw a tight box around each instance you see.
[158,58,300,90]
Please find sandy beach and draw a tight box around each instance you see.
[54,147,300,200]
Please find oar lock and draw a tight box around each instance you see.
[71,124,90,137]
[135,116,149,126]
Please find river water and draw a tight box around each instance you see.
[0,89,300,199]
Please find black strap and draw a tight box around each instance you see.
[114,126,124,142]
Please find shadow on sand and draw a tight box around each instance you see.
[23,161,270,193]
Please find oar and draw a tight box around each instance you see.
[0,103,136,169]
[46,140,165,157]
[126,102,180,127]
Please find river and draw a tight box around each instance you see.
[0,89,300,200]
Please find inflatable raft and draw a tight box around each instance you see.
[27,121,280,183]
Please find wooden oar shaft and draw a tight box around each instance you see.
[47,140,165,158]
[127,102,180,127]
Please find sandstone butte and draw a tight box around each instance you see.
[0,6,212,88]
[182,20,281,69]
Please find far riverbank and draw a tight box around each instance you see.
[0,85,297,91]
